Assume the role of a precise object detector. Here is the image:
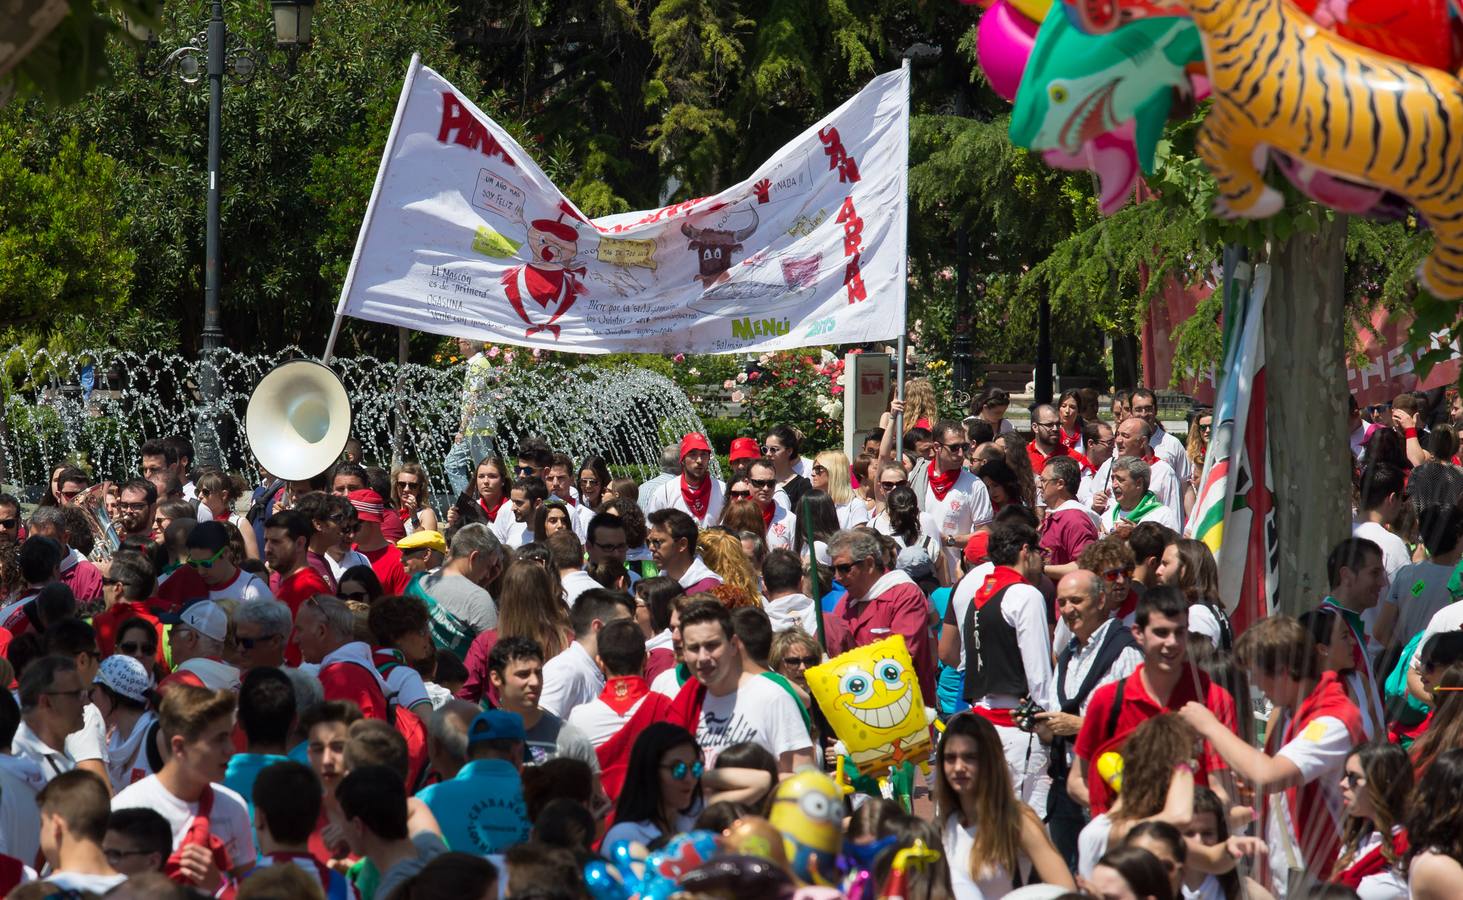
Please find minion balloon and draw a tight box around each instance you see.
[806,635,934,779]
[768,769,843,886]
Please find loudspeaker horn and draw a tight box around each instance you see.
[245,359,352,481]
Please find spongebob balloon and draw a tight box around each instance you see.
[768,769,843,886]
[806,635,933,779]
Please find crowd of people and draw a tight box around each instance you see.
[0,375,1461,900]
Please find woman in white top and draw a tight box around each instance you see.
[812,450,869,528]
[1332,743,1411,900]
[935,713,1074,900]
[391,462,439,535]
[869,461,908,535]
[195,471,260,560]
[1180,787,1274,900]
[1406,748,1463,900]
[602,723,704,848]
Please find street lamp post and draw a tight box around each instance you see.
[128,0,315,469]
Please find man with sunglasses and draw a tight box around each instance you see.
[163,600,240,692]
[91,550,164,662]
[0,492,23,544]
[748,458,797,551]
[263,510,332,620]
[825,529,936,704]
[172,522,273,607]
[545,452,593,541]
[644,432,726,527]
[233,600,292,674]
[922,420,993,577]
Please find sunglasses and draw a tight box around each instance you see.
[832,558,869,577]
[760,446,780,455]
[811,465,828,475]
[339,590,370,602]
[749,478,776,489]
[1343,771,1365,789]
[187,547,228,569]
[119,641,156,656]
[943,442,970,454]
[1101,566,1134,582]
[729,490,751,499]
[0,518,16,530]
[396,481,420,490]
[661,760,705,780]
[782,655,819,668]
[879,481,905,491]
[514,466,535,476]
[593,541,628,553]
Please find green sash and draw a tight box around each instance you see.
[406,571,478,659]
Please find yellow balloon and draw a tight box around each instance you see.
[1006,0,1052,22]
[805,634,932,778]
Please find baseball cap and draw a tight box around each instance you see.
[728,437,761,462]
[397,530,447,554]
[95,654,153,704]
[680,432,712,459]
[185,521,231,553]
[347,489,385,523]
[467,710,526,746]
[161,599,229,643]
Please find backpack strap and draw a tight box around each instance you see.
[1104,676,1126,739]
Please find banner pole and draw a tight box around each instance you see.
[893,56,911,461]
[324,52,423,364]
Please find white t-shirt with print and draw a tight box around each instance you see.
[765,506,797,552]
[695,675,812,767]
[921,470,994,575]
[112,776,254,867]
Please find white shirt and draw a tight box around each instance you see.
[44,872,128,892]
[1100,497,1181,534]
[105,710,158,789]
[65,703,108,767]
[763,592,816,633]
[489,501,518,544]
[112,776,254,866]
[325,549,372,583]
[561,569,601,608]
[677,557,723,591]
[650,664,685,699]
[835,499,869,529]
[205,569,275,603]
[539,641,604,719]
[383,663,432,711]
[1077,813,1115,878]
[1267,713,1352,899]
[566,694,649,747]
[1151,426,1192,485]
[947,562,995,673]
[1353,520,1411,644]
[965,581,1055,713]
[764,505,797,552]
[1187,603,1224,647]
[922,469,994,575]
[944,815,1026,899]
[1350,422,1377,461]
[644,475,727,526]
[1085,457,1184,526]
[1351,830,1408,900]
[1052,617,1143,715]
[175,656,242,692]
[0,753,44,864]
[12,719,75,782]
[695,675,812,767]
[1410,601,1463,672]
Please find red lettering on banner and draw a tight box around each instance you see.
[606,197,728,234]
[819,126,862,184]
[437,93,516,167]
[836,196,866,303]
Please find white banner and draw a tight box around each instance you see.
[332,56,910,355]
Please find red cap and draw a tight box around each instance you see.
[729,437,761,462]
[347,489,386,523]
[680,432,713,459]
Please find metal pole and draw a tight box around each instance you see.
[895,334,907,460]
[894,56,910,462]
[195,0,227,469]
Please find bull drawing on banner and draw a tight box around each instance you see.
[682,206,759,288]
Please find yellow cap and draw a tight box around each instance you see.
[396,530,447,554]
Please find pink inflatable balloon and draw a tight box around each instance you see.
[976,0,1041,102]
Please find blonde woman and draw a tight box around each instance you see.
[697,529,762,600]
[811,450,869,528]
[903,378,938,431]
[391,462,439,535]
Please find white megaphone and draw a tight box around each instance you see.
[245,360,352,481]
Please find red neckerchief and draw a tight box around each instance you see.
[681,474,711,520]
[1116,587,1138,619]
[975,565,1027,610]
[759,501,775,529]
[600,675,651,715]
[1336,829,1409,889]
[928,465,960,501]
[1059,425,1081,450]
[478,494,507,521]
[163,786,236,896]
[561,492,577,507]
[596,690,681,802]
[1143,451,1160,465]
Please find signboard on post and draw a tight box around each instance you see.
[843,352,891,460]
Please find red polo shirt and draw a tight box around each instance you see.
[1075,662,1238,816]
[1027,442,1093,476]
[270,566,333,619]
[357,543,409,595]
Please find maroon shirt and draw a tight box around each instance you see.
[1038,503,1099,566]
[822,576,936,702]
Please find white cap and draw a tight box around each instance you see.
[178,600,229,643]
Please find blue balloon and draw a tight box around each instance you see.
[583,860,634,900]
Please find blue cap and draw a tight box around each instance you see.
[467,710,525,746]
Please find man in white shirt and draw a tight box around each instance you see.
[44,620,112,792]
[552,531,601,608]
[14,655,86,782]
[638,445,681,501]
[36,770,128,893]
[946,521,1055,809]
[113,684,254,889]
[676,599,814,772]
[162,600,241,692]
[1084,417,1183,526]
[566,620,653,747]
[1130,388,1192,485]
[761,549,816,633]
[545,453,593,541]
[184,522,275,603]
[539,589,635,718]
[501,476,547,548]
[1100,458,1181,536]
[644,432,726,527]
[1352,461,1413,648]
[921,420,994,575]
